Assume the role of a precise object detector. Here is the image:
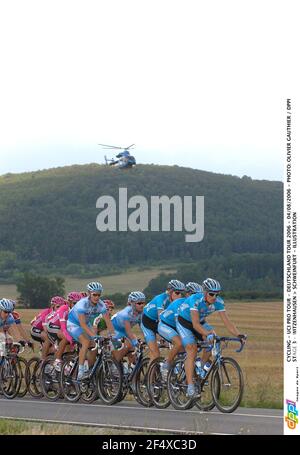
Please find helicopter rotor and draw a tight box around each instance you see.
[98,143,135,151]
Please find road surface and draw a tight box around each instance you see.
[0,397,282,435]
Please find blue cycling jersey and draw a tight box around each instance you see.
[112,306,142,332]
[160,297,186,328]
[68,297,107,326]
[178,293,225,322]
[143,292,171,322]
[0,314,15,329]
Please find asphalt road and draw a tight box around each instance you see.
[0,398,282,435]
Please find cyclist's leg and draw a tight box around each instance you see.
[40,331,52,360]
[176,319,197,389]
[158,322,182,366]
[67,322,90,378]
[201,322,214,364]
[140,321,159,362]
[54,331,69,360]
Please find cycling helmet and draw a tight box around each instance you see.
[128,291,146,304]
[167,279,186,292]
[9,299,17,310]
[50,296,66,307]
[87,282,103,292]
[80,292,88,298]
[185,282,203,294]
[67,292,82,303]
[104,299,115,310]
[202,278,222,293]
[0,298,14,313]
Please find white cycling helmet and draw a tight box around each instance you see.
[128,291,146,304]
[167,279,186,292]
[202,278,222,293]
[87,282,103,292]
[185,282,203,294]
[0,298,14,313]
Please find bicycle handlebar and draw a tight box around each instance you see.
[196,336,246,353]
[91,336,125,352]
[215,336,246,353]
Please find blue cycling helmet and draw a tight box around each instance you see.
[167,280,186,292]
[0,298,14,313]
[128,291,146,304]
[87,282,103,292]
[202,278,222,292]
[185,282,203,294]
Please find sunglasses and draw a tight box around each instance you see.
[174,291,184,295]
[208,292,219,297]
[136,302,145,306]
[91,293,101,297]
[2,310,11,314]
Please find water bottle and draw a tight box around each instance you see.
[123,361,129,374]
[195,359,202,376]
[174,363,180,375]
[202,361,211,378]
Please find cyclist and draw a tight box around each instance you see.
[141,280,186,362]
[91,299,115,334]
[158,282,203,379]
[0,298,27,344]
[9,300,34,349]
[46,292,82,372]
[41,296,66,359]
[177,278,246,397]
[67,282,119,380]
[30,296,62,346]
[111,292,146,364]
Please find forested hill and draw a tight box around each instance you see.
[0,164,282,281]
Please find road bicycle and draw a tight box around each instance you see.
[168,336,245,413]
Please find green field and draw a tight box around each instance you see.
[0,266,176,300]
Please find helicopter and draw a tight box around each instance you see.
[98,143,137,169]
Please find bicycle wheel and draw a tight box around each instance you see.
[0,358,19,399]
[147,358,170,409]
[40,359,61,401]
[97,358,123,405]
[211,357,244,413]
[133,357,153,407]
[26,357,43,398]
[16,357,28,397]
[117,373,129,402]
[194,367,220,411]
[167,358,193,410]
[60,357,81,402]
[80,376,99,403]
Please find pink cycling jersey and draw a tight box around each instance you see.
[47,304,73,344]
[31,308,53,331]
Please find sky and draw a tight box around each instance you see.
[0,0,298,181]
